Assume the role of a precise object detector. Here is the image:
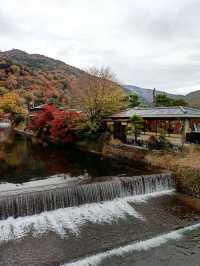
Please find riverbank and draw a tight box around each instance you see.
[14,128,200,199]
[76,137,200,200]
[75,136,158,173]
[146,146,200,199]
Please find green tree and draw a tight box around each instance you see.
[128,93,141,107]
[48,96,63,107]
[173,98,188,106]
[155,94,187,107]
[62,80,70,90]
[128,115,144,143]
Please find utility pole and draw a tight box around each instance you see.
[153,88,156,106]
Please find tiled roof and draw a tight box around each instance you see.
[110,107,200,119]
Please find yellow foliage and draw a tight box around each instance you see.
[0,91,26,115]
[78,67,127,122]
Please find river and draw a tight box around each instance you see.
[0,129,199,266]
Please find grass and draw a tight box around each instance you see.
[146,145,200,198]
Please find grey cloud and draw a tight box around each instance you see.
[0,12,21,36]
[1,0,200,94]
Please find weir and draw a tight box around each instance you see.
[0,173,175,219]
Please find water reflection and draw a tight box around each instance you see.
[0,129,152,184]
[0,128,11,143]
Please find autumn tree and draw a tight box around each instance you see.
[19,90,34,108]
[29,105,82,143]
[0,92,24,114]
[0,91,26,123]
[77,67,127,125]
[0,87,8,96]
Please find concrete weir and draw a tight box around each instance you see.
[0,173,175,219]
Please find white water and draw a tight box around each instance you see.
[64,222,200,266]
[0,173,175,219]
[0,190,173,244]
[0,174,87,193]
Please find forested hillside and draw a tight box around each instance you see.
[0,49,86,106]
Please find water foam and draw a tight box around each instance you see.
[0,195,142,244]
[0,173,174,219]
[0,190,174,244]
[64,223,200,266]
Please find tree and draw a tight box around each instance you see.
[0,91,26,124]
[0,91,25,114]
[155,94,173,106]
[28,105,82,143]
[128,93,141,107]
[128,115,144,143]
[0,87,8,96]
[173,98,188,106]
[48,96,63,107]
[78,67,127,124]
[155,94,188,107]
[50,110,81,142]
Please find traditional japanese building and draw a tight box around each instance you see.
[106,107,200,145]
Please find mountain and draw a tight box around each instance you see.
[123,85,200,106]
[123,85,155,104]
[1,49,82,75]
[0,49,89,106]
[186,90,200,106]
[1,49,199,107]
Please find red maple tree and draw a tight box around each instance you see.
[29,105,82,143]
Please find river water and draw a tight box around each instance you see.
[0,129,199,266]
[0,129,153,184]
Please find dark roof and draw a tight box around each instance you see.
[29,105,45,111]
[110,107,200,119]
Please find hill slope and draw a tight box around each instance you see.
[0,49,86,106]
[123,85,200,106]
[1,49,83,75]
[186,90,200,106]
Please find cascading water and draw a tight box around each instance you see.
[0,173,175,219]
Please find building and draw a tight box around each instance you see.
[106,107,200,145]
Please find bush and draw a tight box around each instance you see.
[129,114,144,143]
[110,138,122,146]
[147,133,173,150]
[14,113,25,125]
[77,120,103,140]
[29,105,82,143]
[2,104,12,113]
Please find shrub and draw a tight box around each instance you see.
[14,113,25,125]
[29,105,82,143]
[77,120,103,140]
[129,115,144,143]
[147,133,173,150]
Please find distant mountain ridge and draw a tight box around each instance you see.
[123,85,200,107]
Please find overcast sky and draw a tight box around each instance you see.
[1,0,200,95]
